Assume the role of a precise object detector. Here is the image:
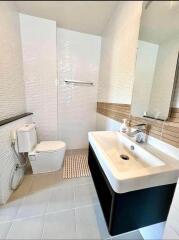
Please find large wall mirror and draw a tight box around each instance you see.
[131,1,179,120]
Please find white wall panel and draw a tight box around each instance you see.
[57,28,101,149]
[0,2,26,121]
[20,14,58,141]
[96,113,121,131]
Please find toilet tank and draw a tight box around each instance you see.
[17,124,37,153]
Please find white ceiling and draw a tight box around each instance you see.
[15,1,117,35]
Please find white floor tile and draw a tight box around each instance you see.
[2,173,145,240]
[75,204,110,239]
[139,222,165,240]
[56,176,93,189]
[71,176,93,186]
[55,178,76,189]
[0,199,22,223]
[6,216,44,239]
[112,230,143,240]
[0,222,12,239]
[46,186,75,213]
[42,209,76,239]
[16,189,51,219]
[74,183,98,208]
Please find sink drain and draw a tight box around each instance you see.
[120,154,129,160]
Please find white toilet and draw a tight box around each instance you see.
[17,124,66,174]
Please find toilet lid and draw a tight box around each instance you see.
[35,141,66,153]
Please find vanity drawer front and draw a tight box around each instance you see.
[88,144,113,227]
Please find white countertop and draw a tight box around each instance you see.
[88,131,179,193]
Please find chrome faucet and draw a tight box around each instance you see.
[128,123,148,143]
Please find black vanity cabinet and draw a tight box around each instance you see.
[88,144,176,236]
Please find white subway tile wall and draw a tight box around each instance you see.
[20,14,58,141]
[0,2,26,121]
[57,28,101,149]
[0,116,33,204]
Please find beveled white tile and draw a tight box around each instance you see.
[6,216,44,239]
[0,222,12,239]
[46,186,75,213]
[42,209,76,239]
[75,204,109,239]
[74,183,98,208]
[16,189,51,219]
[57,28,100,150]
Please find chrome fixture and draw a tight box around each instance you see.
[64,80,94,86]
[128,123,148,143]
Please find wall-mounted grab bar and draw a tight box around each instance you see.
[64,80,94,86]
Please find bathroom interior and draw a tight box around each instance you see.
[0,1,179,239]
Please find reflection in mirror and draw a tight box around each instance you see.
[131,1,179,120]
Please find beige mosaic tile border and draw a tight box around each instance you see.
[97,102,179,148]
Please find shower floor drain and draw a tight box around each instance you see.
[120,154,129,160]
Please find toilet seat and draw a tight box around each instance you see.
[35,141,66,153]
[29,141,66,155]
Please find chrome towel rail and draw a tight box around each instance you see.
[64,80,94,86]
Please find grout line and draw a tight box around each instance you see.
[40,215,46,240]
[40,188,54,239]
[44,202,100,216]
[44,187,53,215]
[25,179,93,195]
[0,202,100,224]
[9,195,26,224]
[74,208,77,235]
[0,213,44,224]
[53,181,93,190]
[4,221,13,240]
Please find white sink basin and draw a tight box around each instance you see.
[88,131,179,193]
[117,133,165,168]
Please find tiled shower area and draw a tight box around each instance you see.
[20,14,101,149]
